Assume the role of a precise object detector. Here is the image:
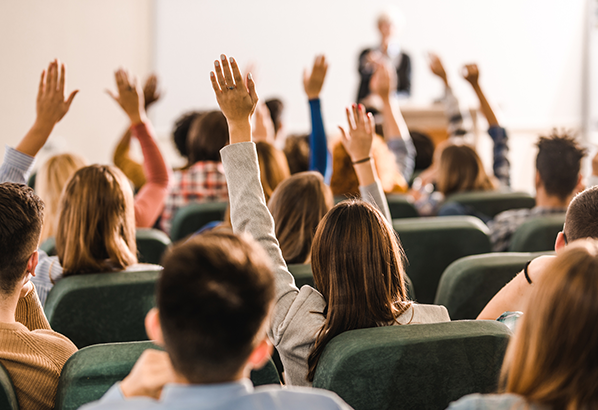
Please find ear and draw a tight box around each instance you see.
[27,251,39,277]
[246,337,273,371]
[555,231,566,252]
[145,308,165,345]
[535,172,542,189]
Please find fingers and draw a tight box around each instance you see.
[220,54,235,87]
[37,70,46,101]
[66,90,79,108]
[210,71,221,94]
[365,112,374,136]
[106,89,118,102]
[59,63,66,95]
[247,73,258,104]
[214,59,226,90]
[338,126,349,144]
[47,60,58,92]
[229,57,244,88]
[345,106,356,130]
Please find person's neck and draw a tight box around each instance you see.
[535,188,570,209]
[0,291,20,324]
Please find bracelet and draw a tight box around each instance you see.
[352,157,371,165]
[523,260,533,285]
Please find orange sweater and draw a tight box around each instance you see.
[0,285,77,410]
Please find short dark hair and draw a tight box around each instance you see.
[564,186,598,242]
[265,98,284,135]
[157,231,275,383]
[187,110,229,164]
[0,183,44,293]
[536,131,586,201]
[172,111,204,161]
[283,134,310,175]
[410,130,435,171]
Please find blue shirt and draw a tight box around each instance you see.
[80,379,352,410]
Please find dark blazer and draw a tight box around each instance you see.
[357,48,411,102]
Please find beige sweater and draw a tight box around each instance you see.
[0,284,77,410]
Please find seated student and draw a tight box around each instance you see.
[0,59,78,410]
[449,239,598,409]
[211,55,449,386]
[32,69,165,305]
[112,74,162,191]
[488,131,585,251]
[80,234,351,410]
[478,185,598,320]
[160,110,229,234]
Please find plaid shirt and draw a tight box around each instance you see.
[160,161,228,234]
[488,207,566,252]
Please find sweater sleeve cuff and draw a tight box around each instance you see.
[4,146,35,173]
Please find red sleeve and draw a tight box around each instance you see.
[130,122,170,228]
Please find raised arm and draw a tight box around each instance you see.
[339,104,391,221]
[463,64,510,186]
[370,60,415,181]
[303,55,329,177]
[428,53,466,138]
[108,70,170,227]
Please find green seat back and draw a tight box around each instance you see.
[44,268,162,348]
[287,263,416,300]
[312,321,511,410]
[27,171,36,190]
[0,362,18,410]
[135,228,171,264]
[40,236,57,256]
[508,213,565,252]
[170,202,228,242]
[445,191,535,218]
[334,195,419,219]
[55,341,280,410]
[435,252,551,320]
[394,216,491,304]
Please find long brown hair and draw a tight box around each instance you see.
[500,240,598,409]
[307,199,411,381]
[56,165,137,276]
[436,143,496,196]
[268,171,333,264]
[256,141,290,203]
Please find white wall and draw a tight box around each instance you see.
[0,0,153,167]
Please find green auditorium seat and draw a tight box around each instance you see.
[393,216,491,304]
[55,341,280,410]
[444,190,535,218]
[287,263,416,300]
[435,252,551,320]
[312,320,511,410]
[334,195,418,219]
[0,362,18,410]
[27,171,36,190]
[135,228,171,264]
[170,201,228,242]
[40,236,57,256]
[508,213,565,252]
[44,267,163,348]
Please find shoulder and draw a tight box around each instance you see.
[252,385,352,409]
[448,393,536,410]
[493,208,533,222]
[399,303,450,324]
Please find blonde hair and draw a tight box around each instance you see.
[56,165,137,276]
[36,153,87,242]
[436,142,496,196]
[256,141,290,203]
[500,240,598,409]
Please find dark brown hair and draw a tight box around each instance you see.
[268,172,333,264]
[500,240,598,409]
[564,186,598,242]
[158,231,275,383]
[307,199,411,381]
[283,134,310,175]
[172,111,204,163]
[0,183,44,293]
[265,98,284,135]
[187,110,229,164]
[436,143,496,196]
[536,131,586,201]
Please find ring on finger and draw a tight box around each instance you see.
[228,86,235,90]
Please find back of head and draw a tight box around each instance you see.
[536,131,586,201]
[36,153,87,241]
[436,142,495,196]
[56,165,137,275]
[501,240,598,409]
[283,134,309,175]
[307,199,410,381]
[0,183,44,293]
[255,141,290,203]
[172,111,204,163]
[187,110,229,164]
[564,186,598,242]
[268,171,333,264]
[158,231,275,383]
[265,98,284,135]
[410,130,435,171]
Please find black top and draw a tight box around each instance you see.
[357,48,412,102]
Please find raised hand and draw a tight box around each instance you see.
[369,61,396,101]
[253,103,275,143]
[428,53,448,86]
[303,55,328,100]
[107,69,146,125]
[339,104,375,163]
[143,74,162,109]
[36,59,79,127]
[210,54,258,144]
[462,63,480,86]
[120,349,177,399]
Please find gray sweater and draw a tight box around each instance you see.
[221,142,450,386]
[447,393,548,410]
